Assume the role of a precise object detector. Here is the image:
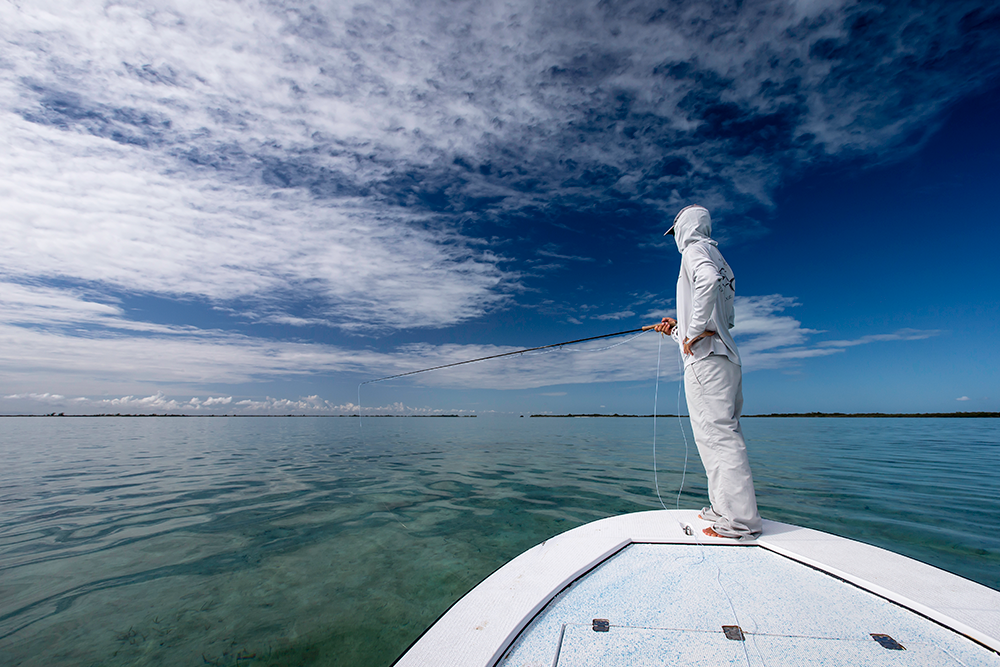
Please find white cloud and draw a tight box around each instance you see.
[583,292,674,325]
[0,392,474,415]
[0,281,197,334]
[233,397,472,415]
[956,396,970,401]
[0,1,988,405]
[593,310,636,321]
[4,392,67,403]
[731,296,943,371]
[2,0,530,331]
[537,248,596,262]
[202,396,233,406]
[0,291,940,401]
[3,0,997,335]
[93,392,187,411]
[0,322,376,394]
[0,118,511,330]
[816,329,941,348]
[1,282,121,327]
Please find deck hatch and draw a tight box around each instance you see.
[871,633,905,650]
[722,625,745,641]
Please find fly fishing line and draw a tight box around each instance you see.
[359,323,758,664]
[356,325,658,422]
[661,335,757,667]
[651,332,668,510]
[651,331,692,514]
[359,326,659,387]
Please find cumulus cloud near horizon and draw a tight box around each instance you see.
[0,391,472,415]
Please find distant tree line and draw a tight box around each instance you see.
[530,412,999,418]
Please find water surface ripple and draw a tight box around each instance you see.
[1,416,997,666]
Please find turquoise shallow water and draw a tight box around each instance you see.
[1,416,998,666]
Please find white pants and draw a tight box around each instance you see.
[684,354,762,537]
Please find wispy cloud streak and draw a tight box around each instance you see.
[0,292,939,410]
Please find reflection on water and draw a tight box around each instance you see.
[1,416,998,666]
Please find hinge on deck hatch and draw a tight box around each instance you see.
[722,625,745,641]
[592,619,610,632]
[871,634,905,650]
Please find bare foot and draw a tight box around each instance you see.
[703,526,740,539]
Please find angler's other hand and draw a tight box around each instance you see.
[682,330,715,355]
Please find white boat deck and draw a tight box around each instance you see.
[501,543,997,666]
[394,510,1000,667]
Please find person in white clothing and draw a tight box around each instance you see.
[654,205,762,539]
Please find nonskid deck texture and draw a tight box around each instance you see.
[499,543,998,666]
[394,510,1000,667]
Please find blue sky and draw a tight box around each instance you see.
[2,0,998,415]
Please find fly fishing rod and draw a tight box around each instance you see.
[361,323,663,386]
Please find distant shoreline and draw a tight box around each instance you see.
[530,412,1000,418]
[0,414,477,418]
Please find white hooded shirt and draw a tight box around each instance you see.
[671,206,741,367]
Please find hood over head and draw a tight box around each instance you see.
[667,205,715,252]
